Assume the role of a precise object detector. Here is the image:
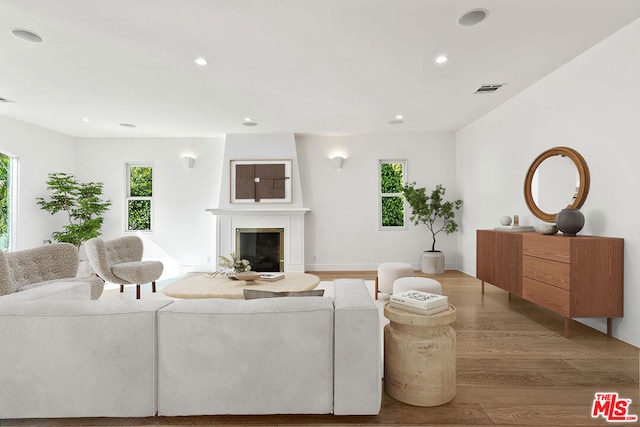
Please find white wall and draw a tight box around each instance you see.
[456,18,640,346]
[76,137,225,276]
[0,115,77,250]
[298,132,458,271]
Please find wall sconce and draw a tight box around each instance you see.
[182,156,196,169]
[332,156,346,171]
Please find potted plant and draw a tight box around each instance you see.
[401,183,463,274]
[37,172,112,250]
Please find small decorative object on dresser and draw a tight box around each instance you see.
[499,215,512,226]
[556,208,585,236]
[537,223,558,235]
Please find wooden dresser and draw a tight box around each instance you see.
[476,230,623,337]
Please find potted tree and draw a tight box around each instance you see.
[37,172,112,250]
[401,183,463,274]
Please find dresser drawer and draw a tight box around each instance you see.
[522,277,570,317]
[522,255,570,291]
[523,234,570,263]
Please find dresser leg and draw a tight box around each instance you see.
[607,318,613,337]
[564,318,570,338]
[481,281,484,295]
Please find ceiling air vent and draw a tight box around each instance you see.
[474,84,504,94]
[0,97,15,103]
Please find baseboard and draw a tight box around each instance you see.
[305,262,458,271]
[179,264,215,274]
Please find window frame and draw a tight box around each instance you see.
[0,152,18,251]
[124,162,154,233]
[378,159,407,231]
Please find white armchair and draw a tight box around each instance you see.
[85,236,163,299]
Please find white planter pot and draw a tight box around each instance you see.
[421,252,445,275]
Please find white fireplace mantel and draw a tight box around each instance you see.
[206,208,310,216]
[206,207,310,272]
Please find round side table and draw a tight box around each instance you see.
[383,302,456,407]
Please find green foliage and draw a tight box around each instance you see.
[380,163,403,193]
[128,199,151,231]
[401,183,463,252]
[36,172,111,249]
[130,166,152,197]
[381,196,404,227]
[0,154,10,251]
[380,162,405,227]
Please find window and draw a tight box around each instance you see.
[126,164,153,231]
[0,152,15,251]
[379,159,406,229]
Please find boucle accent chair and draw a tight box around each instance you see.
[0,242,104,299]
[85,235,163,299]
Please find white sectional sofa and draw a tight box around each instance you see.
[0,281,171,418]
[0,278,381,419]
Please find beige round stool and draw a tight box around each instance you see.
[375,262,413,300]
[393,276,442,296]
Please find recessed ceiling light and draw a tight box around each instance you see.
[194,57,208,66]
[10,28,44,43]
[458,9,488,27]
[119,123,136,128]
[435,55,449,64]
[81,118,90,122]
[242,118,258,127]
[389,114,404,125]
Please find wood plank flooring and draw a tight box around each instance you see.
[2,271,638,426]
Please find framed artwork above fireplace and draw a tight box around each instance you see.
[230,159,292,204]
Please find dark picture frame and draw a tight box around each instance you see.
[230,159,292,204]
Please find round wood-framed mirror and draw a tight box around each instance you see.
[524,146,590,223]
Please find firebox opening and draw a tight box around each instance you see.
[236,228,284,272]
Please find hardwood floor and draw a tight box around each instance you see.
[3,271,638,426]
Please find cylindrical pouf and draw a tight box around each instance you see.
[393,277,442,296]
[377,262,413,296]
[384,303,456,407]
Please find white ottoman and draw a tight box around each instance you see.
[393,277,442,296]
[375,262,413,300]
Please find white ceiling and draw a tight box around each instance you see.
[1,0,640,138]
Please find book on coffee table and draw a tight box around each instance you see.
[259,272,285,281]
[389,301,449,316]
[390,290,448,310]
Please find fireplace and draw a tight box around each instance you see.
[206,208,310,272]
[236,228,284,272]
